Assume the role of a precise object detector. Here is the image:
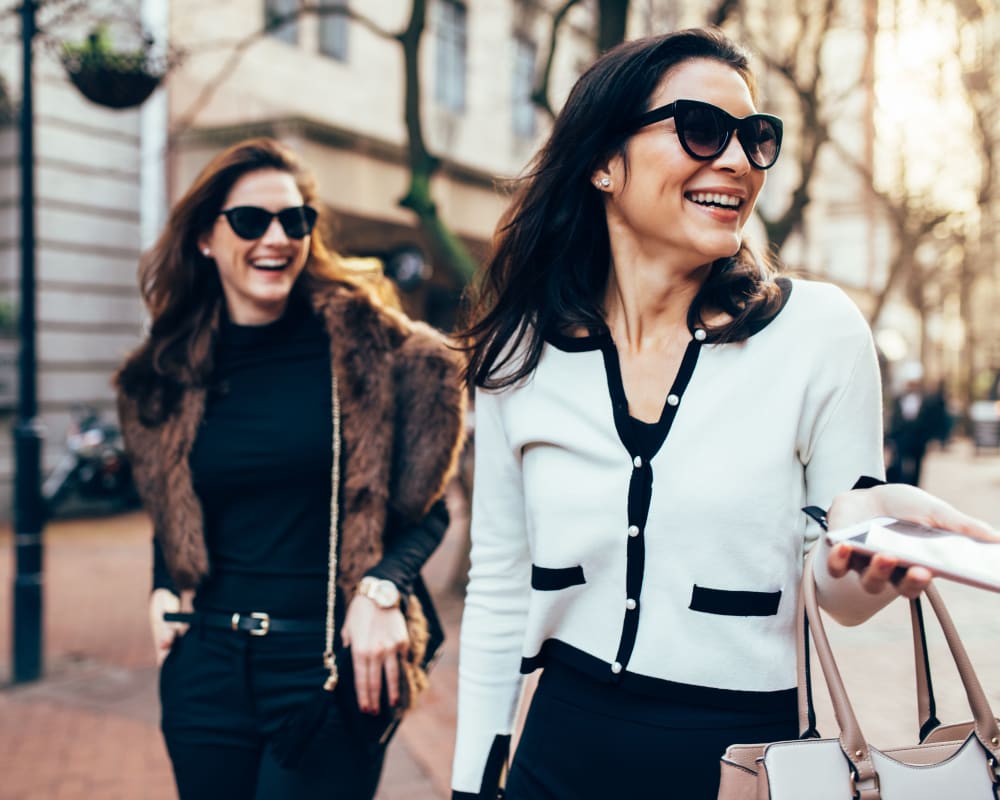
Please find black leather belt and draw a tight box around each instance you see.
[163,611,324,637]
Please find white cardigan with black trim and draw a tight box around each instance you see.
[451,279,887,799]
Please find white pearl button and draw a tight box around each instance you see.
[626,598,637,610]
[667,394,679,406]
[633,455,642,468]
[627,525,639,538]
[694,328,707,341]
[611,661,623,674]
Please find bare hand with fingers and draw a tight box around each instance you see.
[340,593,409,715]
[825,483,999,599]
[149,588,192,666]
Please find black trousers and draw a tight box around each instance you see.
[159,623,385,800]
[506,660,798,800]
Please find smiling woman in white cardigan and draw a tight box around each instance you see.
[449,28,986,800]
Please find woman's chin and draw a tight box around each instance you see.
[697,235,743,264]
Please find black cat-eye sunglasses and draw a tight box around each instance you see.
[219,205,319,240]
[629,99,783,170]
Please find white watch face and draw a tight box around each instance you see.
[365,578,399,608]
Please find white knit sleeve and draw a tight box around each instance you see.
[799,301,894,624]
[451,385,532,797]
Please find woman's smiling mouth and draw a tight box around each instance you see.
[685,191,743,209]
[250,257,291,272]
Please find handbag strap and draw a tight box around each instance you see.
[921,584,1000,744]
[797,507,941,742]
[322,371,342,692]
[910,597,942,740]
[799,551,1000,792]
[797,594,941,741]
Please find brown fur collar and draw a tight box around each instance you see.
[116,282,466,599]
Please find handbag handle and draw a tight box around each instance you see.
[798,506,941,742]
[796,594,941,741]
[910,597,943,740]
[797,552,1000,793]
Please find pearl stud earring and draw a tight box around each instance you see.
[599,177,611,188]
[202,248,211,257]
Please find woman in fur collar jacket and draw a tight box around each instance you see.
[115,138,464,800]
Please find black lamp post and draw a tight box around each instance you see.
[12,0,43,684]
[10,3,170,685]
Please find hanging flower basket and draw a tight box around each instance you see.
[60,27,170,110]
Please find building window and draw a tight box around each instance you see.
[512,36,536,138]
[265,0,299,45]
[434,0,467,112]
[319,0,349,61]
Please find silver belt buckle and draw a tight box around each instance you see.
[248,611,271,636]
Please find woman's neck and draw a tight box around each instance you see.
[602,253,710,354]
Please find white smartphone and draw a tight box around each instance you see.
[825,517,1000,593]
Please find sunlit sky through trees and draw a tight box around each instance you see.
[874,0,981,212]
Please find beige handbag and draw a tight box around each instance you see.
[718,552,1000,800]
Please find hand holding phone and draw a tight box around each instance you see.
[826,517,1000,593]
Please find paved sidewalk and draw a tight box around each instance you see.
[1,442,999,799]
[0,484,470,800]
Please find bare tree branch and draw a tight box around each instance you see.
[745,0,836,249]
[303,2,397,41]
[170,3,399,139]
[398,0,437,193]
[531,0,583,120]
[395,0,478,281]
[595,0,628,54]
[169,33,263,138]
[948,0,995,404]
[830,137,955,326]
[708,0,740,28]
[168,1,477,282]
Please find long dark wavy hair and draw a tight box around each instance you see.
[462,28,784,390]
[118,137,376,422]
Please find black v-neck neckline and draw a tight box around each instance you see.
[543,278,794,461]
[604,336,704,461]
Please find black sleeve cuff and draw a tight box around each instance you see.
[452,734,511,800]
[801,476,888,531]
[852,475,886,489]
[365,499,449,597]
[152,537,178,595]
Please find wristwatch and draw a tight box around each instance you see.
[357,576,401,609]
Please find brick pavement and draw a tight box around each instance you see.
[1,444,999,799]
[0,488,469,800]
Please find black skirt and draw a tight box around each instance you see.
[506,659,797,800]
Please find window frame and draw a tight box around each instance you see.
[318,0,350,62]
[434,0,468,113]
[264,0,300,46]
[511,34,537,139]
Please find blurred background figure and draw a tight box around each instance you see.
[886,361,951,485]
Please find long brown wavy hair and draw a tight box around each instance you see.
[119,137,387,421]
[462,28,784,390]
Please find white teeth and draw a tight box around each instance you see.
[251,259,287,268]
[689,192,741,208]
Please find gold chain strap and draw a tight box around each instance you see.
[322,370,341,692]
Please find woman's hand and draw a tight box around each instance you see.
[826,483,999,599]
[149,588,191,666]
[341,594,410,715]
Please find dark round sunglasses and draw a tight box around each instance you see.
[630,99,783,170]
[219,205,319,240]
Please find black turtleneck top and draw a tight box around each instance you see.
[151,298,448,618]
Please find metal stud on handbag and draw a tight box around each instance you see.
[718,552,1000,800]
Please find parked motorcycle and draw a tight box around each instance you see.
[42,407,141,517]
